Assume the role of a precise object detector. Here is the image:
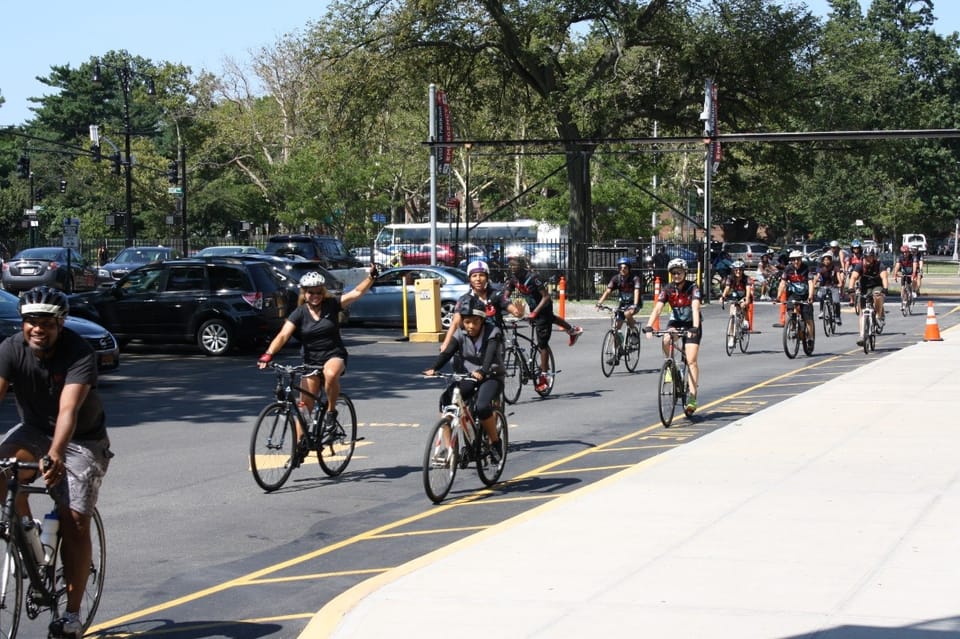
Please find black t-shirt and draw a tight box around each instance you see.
[0,328,106,440]
[287,297,347,366]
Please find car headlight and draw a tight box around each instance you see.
[97,269,109,279]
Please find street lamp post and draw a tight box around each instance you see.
[92,57,155,248]
[952,218,959,262]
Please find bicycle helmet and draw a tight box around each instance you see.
[462,296,487,318]
[731,260,745,270]
[19,286,69,318]
[788,250,804,259]
[850,239,862,249]
[616,256,633,267]
[829,240,839,248]
[821,252,833,263]
[667,258,687,272]
[298,271,326,288]
[467,260,490,275]
[900,244,910,253]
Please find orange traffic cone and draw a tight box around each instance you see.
[747,300,754,332]
[773,289,786,328]
[923,301,943,341]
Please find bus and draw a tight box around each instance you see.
[373,219,562,248]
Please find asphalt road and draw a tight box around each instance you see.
[1,289,957,639]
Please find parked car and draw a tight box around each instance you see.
[345,265,471,329]
[263,234,362,269]
[0,289,119,372]
[2,247,97,293]
[194,245,263,257]
[97,246,182,287]
[395,244,457,266]
[243,254,344,313]
[68,257,288,356]
[722,242,769,269]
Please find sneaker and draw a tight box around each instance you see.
[535,374,549,392]
[489,439,503,464]
[292,438,309,468]
[741,320,750,331]
[432,447,449,465]
[320,410,340,445]
[568,326,583,346]
[817,311,824,319]
[856,338,864,346]
[664,368,672,384]
[684,395,697,416]
[605,356,617,366]
[49,613,83,639]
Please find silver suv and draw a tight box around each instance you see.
[722,242,769,268]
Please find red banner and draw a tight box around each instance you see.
[436,90,453,175]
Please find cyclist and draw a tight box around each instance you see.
[0,286,113,639]
[891,244,918,302]
[777,250,816,352]
[911,246,925,295]
[258,265,378,459]
[642,258,702,416]
[441,260,524,352]
[847,248,889,346]
[501,251,582,392]
[814,252,844,326]
[755,250,778,300]
[719,259,753,331]
[846,239,864,306]
[595,256,643,330]
[424,296,505,462]
[826,240,848,272]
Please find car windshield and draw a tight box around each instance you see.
[115,248,165,264]
[15,248,63,261]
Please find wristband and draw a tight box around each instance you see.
[258,353,273,363]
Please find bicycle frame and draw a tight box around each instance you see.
[598,305,641,375]
[782,299,814,359]
[860,293,878,353]
[652,330,690,427]
[502,320,555,403]
[722,299,750,356]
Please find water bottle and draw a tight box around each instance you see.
[40,510,60,565]
[21,516,44,565]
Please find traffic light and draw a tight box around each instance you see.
[34,187,44,202]
[16,156,30,179]
[167,160,179,185]
[91,143,102,163]
[110,153,122,175]
[59,179,67,193]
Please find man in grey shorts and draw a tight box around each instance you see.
[0,286,112,639]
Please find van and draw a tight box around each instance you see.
[901,234,927,252]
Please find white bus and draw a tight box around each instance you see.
[373,219,562,247]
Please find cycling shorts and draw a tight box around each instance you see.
[665,322,702,345]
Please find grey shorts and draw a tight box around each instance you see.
[0,425,112,516]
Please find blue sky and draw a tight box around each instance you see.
[1,1,959,127]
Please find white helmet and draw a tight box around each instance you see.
[731,260,745,269]
[467,260,489,275]
[829,240,839,248]
[667,258,687,272]
[788,250,804,259]
[299,271,326,288]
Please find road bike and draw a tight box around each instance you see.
[422,373,508,503]
[857,292,880,353]
[1,457,106,639]
[596,305,641,376]
[649,329,693,428]
[781,299,815,359]
[721,298,751,356]
[899,276,915,316]
[502,319,556,404]
[250,362,358,492]
[818,287,841,337]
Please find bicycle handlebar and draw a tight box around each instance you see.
[0,455,52,473]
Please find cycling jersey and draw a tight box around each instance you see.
[722,273,751,299]
[605,272,643,307]
[815,263,842,287]
[454,287,511,330]
[656,280,702,326]
[896,254,915,276]
[852,260,884,290]
[782,263,813,298]
[502,269,553,323]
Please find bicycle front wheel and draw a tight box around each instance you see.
[600,330,618,377]
[249,402,297,491]
[423,417,458,503]
[623,327,642,372]
[739,315,751,353]
[54,507,106,633]
[502,347,523,405]
[316,395,358,477]
[862,314,872,354]
[477,410,508,487]
[534,346,556,397]
[0,541,23,638]
[783,316,800,359]
[822,302,834,336]
[725,315,736,356]
[658,360,678,427]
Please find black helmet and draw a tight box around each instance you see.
[19,286,69,318]
[462,296,487,319]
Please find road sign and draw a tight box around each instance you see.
[63,236,79,249]
[372,213,387,224]
[168,187,183,194]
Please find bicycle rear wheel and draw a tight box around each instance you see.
[54,507,106,633]
[0,541,23,638]
[658,360,678,427]
[600,330,618,377]
[623,326,642,372]
[534,346,556,397]
[725,315,736,356]
[477,410,508,487]
[423,417,458,503]
[502,347,523,405]
[783,316,800,359]
[316,395,358,477]
[249,402,297,491]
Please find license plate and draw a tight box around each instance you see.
[99,354,115,367]
[20,268,37,275]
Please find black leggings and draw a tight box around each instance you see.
[440,377,503,420]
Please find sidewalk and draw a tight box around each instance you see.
[306,312,960,638]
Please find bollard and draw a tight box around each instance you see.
[558,276,566,319]
[652,276,661,331]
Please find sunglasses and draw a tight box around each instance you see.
[303,288,325,295]
[22,315,60,329]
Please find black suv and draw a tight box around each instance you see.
[263,234,361,269]
[68,257,288,356]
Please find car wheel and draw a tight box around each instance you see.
[197,318,234,356]
[440,300,457,330]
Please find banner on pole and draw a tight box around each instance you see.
[435,90,454,175]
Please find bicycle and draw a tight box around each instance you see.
[856,292,880,353]
[900,276,915,316]
[818,288,840,337]
[1,457,106,639]
[596,305,641,376]
[721,298,751,356]
[249,362,359,492]
[421,373,508,503]
[648,329,693,428]
[502,319,556,404]
[780,299,815,359]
